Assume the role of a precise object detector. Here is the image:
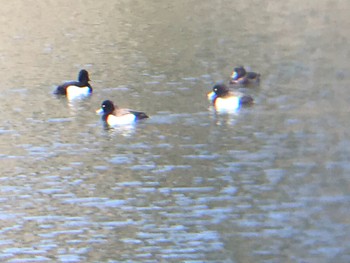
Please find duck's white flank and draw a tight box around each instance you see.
[214,96,240,112]
[107,113,137,126]
[66,86,91,100]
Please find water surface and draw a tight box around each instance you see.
[0,1,349,262]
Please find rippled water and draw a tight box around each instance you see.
[0,1,349,262]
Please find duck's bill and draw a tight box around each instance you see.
[96,108,104,115]
[231,71,238,80]
[207,91,216,102]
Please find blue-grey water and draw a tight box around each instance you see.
[0,1,349,262]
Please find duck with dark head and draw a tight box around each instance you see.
[207,84,254,112]
[229,66,260,86]
[96,100,149,127]
[54,69,92,100]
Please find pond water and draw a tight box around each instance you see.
[0,1,349,262]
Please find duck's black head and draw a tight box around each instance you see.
[212,84,230,97]
[101,100,115,114]
[232,66,247,80]
[78,69,90,83]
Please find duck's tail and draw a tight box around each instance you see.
[240,95,254,106]
[131,111,149,120]
[54,85,66,95]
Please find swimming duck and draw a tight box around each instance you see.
[54,69,92,99]
[96,100,149,126]
[229,66,260,86]
[207,84,253,111]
